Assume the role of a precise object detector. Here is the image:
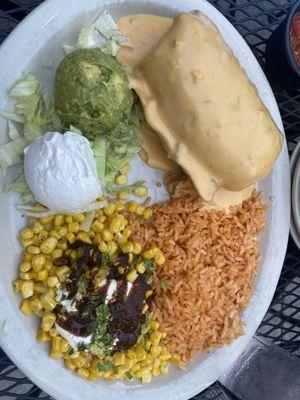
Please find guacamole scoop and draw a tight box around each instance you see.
[55,48,134,139]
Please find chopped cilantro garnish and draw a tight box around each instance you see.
[97,360,116,372]
[78,275,87,294]
[143,260,156,272]
[126,372,133,380]
[90,304,114,356]
[68,348,75,356]
[160,280,170,292]
[77,342,86,352]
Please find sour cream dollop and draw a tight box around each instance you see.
[24,131,101,212]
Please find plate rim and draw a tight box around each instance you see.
[0,1,290,399]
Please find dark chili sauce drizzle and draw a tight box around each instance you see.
[54,242,151,352]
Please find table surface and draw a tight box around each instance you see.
[0,0,299,399]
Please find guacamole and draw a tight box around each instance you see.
[55,48,134,139]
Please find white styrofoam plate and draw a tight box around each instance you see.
[0,1,290,400]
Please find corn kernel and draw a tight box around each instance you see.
[57,226,68,237]
[124,358,134,370]
[134,186,148,197]
[136,262,146,274]
[68,222,80,233]
[56,266,71,283]
[127,201,137,213]
[76,231,92,244]
[49,230,61,240]
[119,162,131,173]
[19,280,34,298]
[21,227,34,240]
[40,216,54,224]
[23,252,33,261]
[146,290,153,298]
[41,293,57,311]
[141,373,152,384]
[132,242,142,255]
[38,231,49,241]
[160,363,169,375]
[57,238,68,251]
[21,238,34,248]
[30,298,43,313]
[27,245,40,255]
[35,269,49,282]
[46,276,59,288]
[19,272,34,280]
[65,216,73,224]
[152,367,160,377]
[135,205,145,216]
[20,261,32,273]
[33,222,43,234]
[103,203,116,216]
[61,338,70,353]
[113,352,125,366]
[54,215,65,227]
[44,258,53,272]
[77,368,89,379]
[49,328,58,337]
[153,357,160,369]
[40,237,58,255]
[88,373,99,381]
[73,355,86,368]
[101,229,113,242]
[143,208,153,219]
[34,282,47,294]
[170,353,181,365]
[92,220,104,233]
[122,242,134,254]
[37,329,52,342]
[127,349,137,360]
[66,232,75,244]
[121,228,131,239]
[31,254,46,272]
[131,363,140,373]
[41,312,56,331]
[150,331,162,345]
[150,320,159,331]
[64,359,76,371]
[142,248,157,259]
[51,337,62,359]
[51,248,63,259]
[20,299,32,315]
[73,214,85,223]
[107,241,118,255]
[118,191,129,201]
[13,279,21,292]
[155,252,166,265]
[109,216,124,234]
[150,345,162,358]
[126,269,138,283]
[115,174,128,185]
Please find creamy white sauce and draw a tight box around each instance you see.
[125,281,133,297]
[24,131,102,212]
[55,323,92,350]
[104,280,117,304]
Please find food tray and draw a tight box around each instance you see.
[0,0,299,399]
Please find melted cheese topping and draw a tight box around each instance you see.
[121,12,283,204]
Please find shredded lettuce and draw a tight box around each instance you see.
[110,180,145,195]
[0,74,61,201]
[17,200,108,218]
[5,172,34,203]
[62,9,132,57]
[103,104,142,192]
[92,137,106,183]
